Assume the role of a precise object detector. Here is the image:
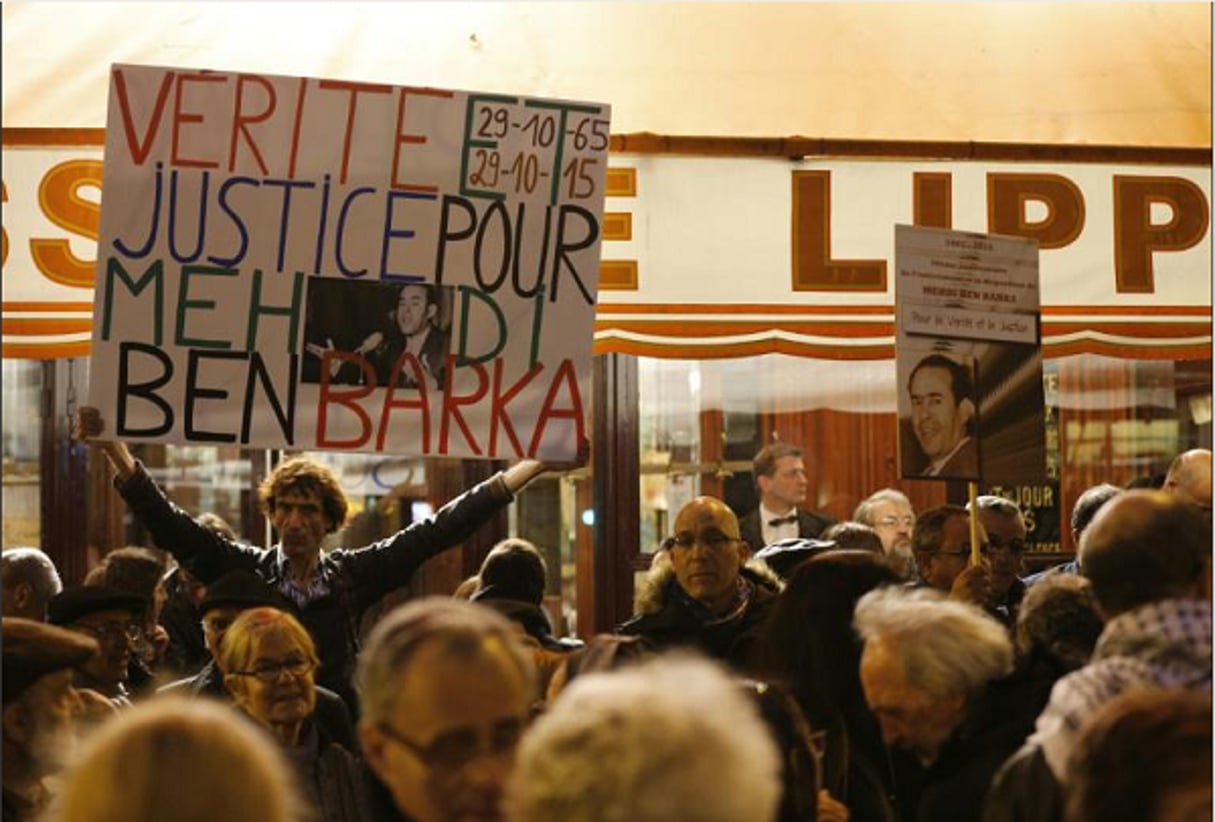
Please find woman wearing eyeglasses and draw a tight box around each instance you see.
[219,607,368,822]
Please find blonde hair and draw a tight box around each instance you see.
[52,698,301,822]
[508,653,781,822]
[217,607,317,677]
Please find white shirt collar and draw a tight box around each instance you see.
[924,436,971,477]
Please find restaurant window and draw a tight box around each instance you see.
[2,360,43,548]
[638,353,1211,570]
[292,451,585,637]
[133,445,259,543]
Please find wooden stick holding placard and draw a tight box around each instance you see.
[968,481,981,564]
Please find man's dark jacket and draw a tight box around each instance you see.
[116,461,514,710]
[159,567,208,678]
[617,561,782,674]
[476,597,583,653]
[903,670,1045,822]
[738,507,836,553]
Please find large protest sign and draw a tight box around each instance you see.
[895,225,1046,482]
[86,64,610,461]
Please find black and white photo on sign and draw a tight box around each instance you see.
[303,279,454,391]
[894,224,1045,483]
[898,345,982,479]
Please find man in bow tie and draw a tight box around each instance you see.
[738,443,836,553]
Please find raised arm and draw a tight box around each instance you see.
[345,438,591,611]
[501,436,590,494]
[74,407,265,582]
[75,407,137,481]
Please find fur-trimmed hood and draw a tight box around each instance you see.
[632,553,784,616]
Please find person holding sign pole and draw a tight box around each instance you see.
[907,354,980,479]
[911,505,991,608]
[970,496,1029,630]
[75,406,583,713]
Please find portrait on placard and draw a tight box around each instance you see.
[898,349,981,480]
[302,280,454,392]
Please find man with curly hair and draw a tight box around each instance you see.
[76,407,579,711]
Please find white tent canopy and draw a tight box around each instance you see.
[3,1,1210,146]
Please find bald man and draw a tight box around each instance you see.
[618,496,781,673]
[0,550,62,622]
[1163,448,1212,514]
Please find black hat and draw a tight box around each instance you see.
[47,586,146,627]
[198,570,293,617]
[473,544,546,605]
[2,617,99,704]
[754,538,837,580]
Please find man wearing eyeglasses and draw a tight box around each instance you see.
[160,570,295,698]
[854,488,918,580]
[970,496,1029,628]
[619,496,781,673]
[357,598,536,822]
[911,505,991,607]
[48,587,145,707]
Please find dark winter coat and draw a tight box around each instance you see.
[618,560,782,674]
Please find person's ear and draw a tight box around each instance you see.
[11,582,32,613]
[957,397,976,426]
[2,702,31,745]
[756,475,772,497]
[737,539,751,568]
[424,303,437,323]
[941,691,968,725]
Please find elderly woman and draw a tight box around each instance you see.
[219,607,366,822]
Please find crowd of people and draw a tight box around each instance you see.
[1,419,1210,822]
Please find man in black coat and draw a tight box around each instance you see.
[470,538,582,653]
[738,443,836,554]
[77,407,574,712]
[854,585,1037,822]
[619,496,781,674]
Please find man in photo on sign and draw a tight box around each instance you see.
[907,354,979,478]
[365,283,451,391]
[305,283,451,391]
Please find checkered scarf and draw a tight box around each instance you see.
[1030,598,1212,777]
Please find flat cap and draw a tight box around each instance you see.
[47,585,145,627]
[754,538,837,580]
[2,617,98,704]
